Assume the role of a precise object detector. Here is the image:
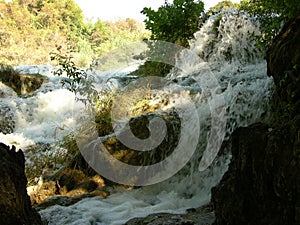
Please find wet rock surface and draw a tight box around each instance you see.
[124,205,215,225]
[29,168,109,207]
[0,65,48,96]
[0,143,43,225]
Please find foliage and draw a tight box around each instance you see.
[0,0,149,67]
[94,91,115,136]
[130,61,173,77]
[207,0,239,17]
[90,18,150,58]
[141,0,205,47]
[0,0,79,65]
[240,0,300,48]
[50,44,97,105]
[132,0,205,77]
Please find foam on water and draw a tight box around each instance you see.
[40,11,273,225]
[0,65,125,149]
[40,154,229,225]
[1,10,274,225]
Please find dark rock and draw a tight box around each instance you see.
[102,110,181,166]
[124,205,215,225]
[34,187,109,211]
[34,196,78,211]
[267,15,300,89]
[212,15,300,225]
[212,122,300,225]
[0,65,48,96]
[266,15,300,121]
[79,110,181,185]
[0,143,42,225]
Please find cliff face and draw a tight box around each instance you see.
[0,143,43,225]
[212,15,300,225]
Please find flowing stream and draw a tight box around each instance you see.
[0,10,274,225]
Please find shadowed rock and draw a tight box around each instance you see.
[0,143,43,225]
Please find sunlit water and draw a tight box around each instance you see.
[0,10,274,225]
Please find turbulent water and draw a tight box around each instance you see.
[0,10,274,225]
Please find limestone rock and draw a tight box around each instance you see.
[29,168,107,206]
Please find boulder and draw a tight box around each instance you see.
[0,65,48,96]
[29,168,108,206]
[0,143,43,225]
[79,110,181,185]
[212,121,300,225]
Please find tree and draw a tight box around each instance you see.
[141,0,205,47]
[240,0,300,48]
[132,0,205,77]
[207,0,239,17]
[34,0,85,35]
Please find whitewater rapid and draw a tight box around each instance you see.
[0,10,274,225]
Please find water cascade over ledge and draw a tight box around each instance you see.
[0,10,274,225]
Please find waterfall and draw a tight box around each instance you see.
[0,10,274,225]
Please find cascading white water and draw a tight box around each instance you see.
[0,10,274,225]
[0,66,74,149]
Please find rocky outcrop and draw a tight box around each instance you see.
[0,143,43,225]
[104,111,180,166]
[78,110,181,186]
[0,65,48,96]
[267,15,300,120]
[212,15,300,225]
[212,121,300,225]
[28,168,109,210]
[28,110,181,209]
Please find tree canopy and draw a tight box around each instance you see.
[207,0,239,16]
[1,0,299,68]
[240,0,300,47]
[141,0,205,47]
[0,0,149,66]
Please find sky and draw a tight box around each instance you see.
[74,0,241,22]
